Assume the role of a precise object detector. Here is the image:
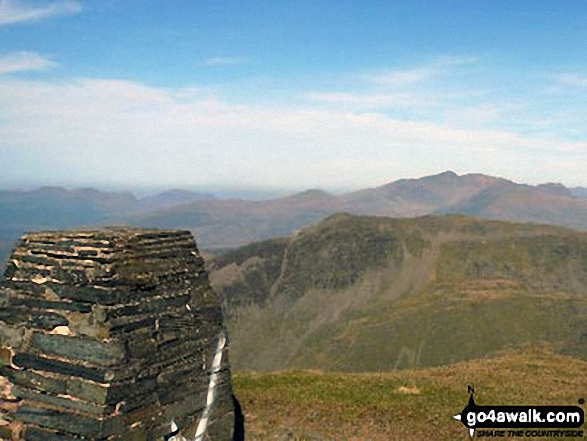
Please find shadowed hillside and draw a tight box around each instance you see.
[209,214,587,372]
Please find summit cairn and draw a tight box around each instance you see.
[0,228,242,440]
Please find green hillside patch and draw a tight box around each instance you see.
[312,290,583,371]
[437,236,587,292]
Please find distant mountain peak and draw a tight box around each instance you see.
[391,171,458,185]
[289,189,333,199]
[139,189,216,210]
[431,170,458,178]
[37,186,68,194]
[536,182,573,197]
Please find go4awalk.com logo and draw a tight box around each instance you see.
[453,386,585,438]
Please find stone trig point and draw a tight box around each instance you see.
[0,228,242,440]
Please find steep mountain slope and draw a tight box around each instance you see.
[209,214,587,372]
[342,171,508,216]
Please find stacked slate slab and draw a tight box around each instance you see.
[0,228,240,440]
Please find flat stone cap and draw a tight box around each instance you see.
[5,227,203,291]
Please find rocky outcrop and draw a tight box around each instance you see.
[0,228,241,440]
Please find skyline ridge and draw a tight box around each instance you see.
[1,170,585,197]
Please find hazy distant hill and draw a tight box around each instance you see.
[0,187,140,268]
[139,189,216,210]
[571,186,587,199]
[209,214,587,372]
[131,188,344,249]
[341,171,508,216]
[0,186,137,230]
[0,187,215,268]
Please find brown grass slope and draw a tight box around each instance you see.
[234,347,587,440]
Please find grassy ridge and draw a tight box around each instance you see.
[214,215,587,372]
[233,348,587,440]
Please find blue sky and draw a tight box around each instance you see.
[1,1,587,191]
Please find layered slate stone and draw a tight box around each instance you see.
[0,228,239,440]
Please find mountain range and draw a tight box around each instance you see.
[129,171,587,249]
[1,171,587,261]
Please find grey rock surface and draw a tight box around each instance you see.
[0,228,241,440]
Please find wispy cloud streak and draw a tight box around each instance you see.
[202,57,249,66]
[0,0,81,25]
[371,55,479,86]
[0,51,56,74]
[552,73,587,88]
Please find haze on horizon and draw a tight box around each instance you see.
[1,1,587,190]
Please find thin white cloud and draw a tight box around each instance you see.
[552,73,587,88]
[202,57,248,67]
[304,57,486,115]
[371,55,479,86]
[0,0,81,25]
[372,67,432,86]
[305,91,439,109]
[0,51,56,74]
